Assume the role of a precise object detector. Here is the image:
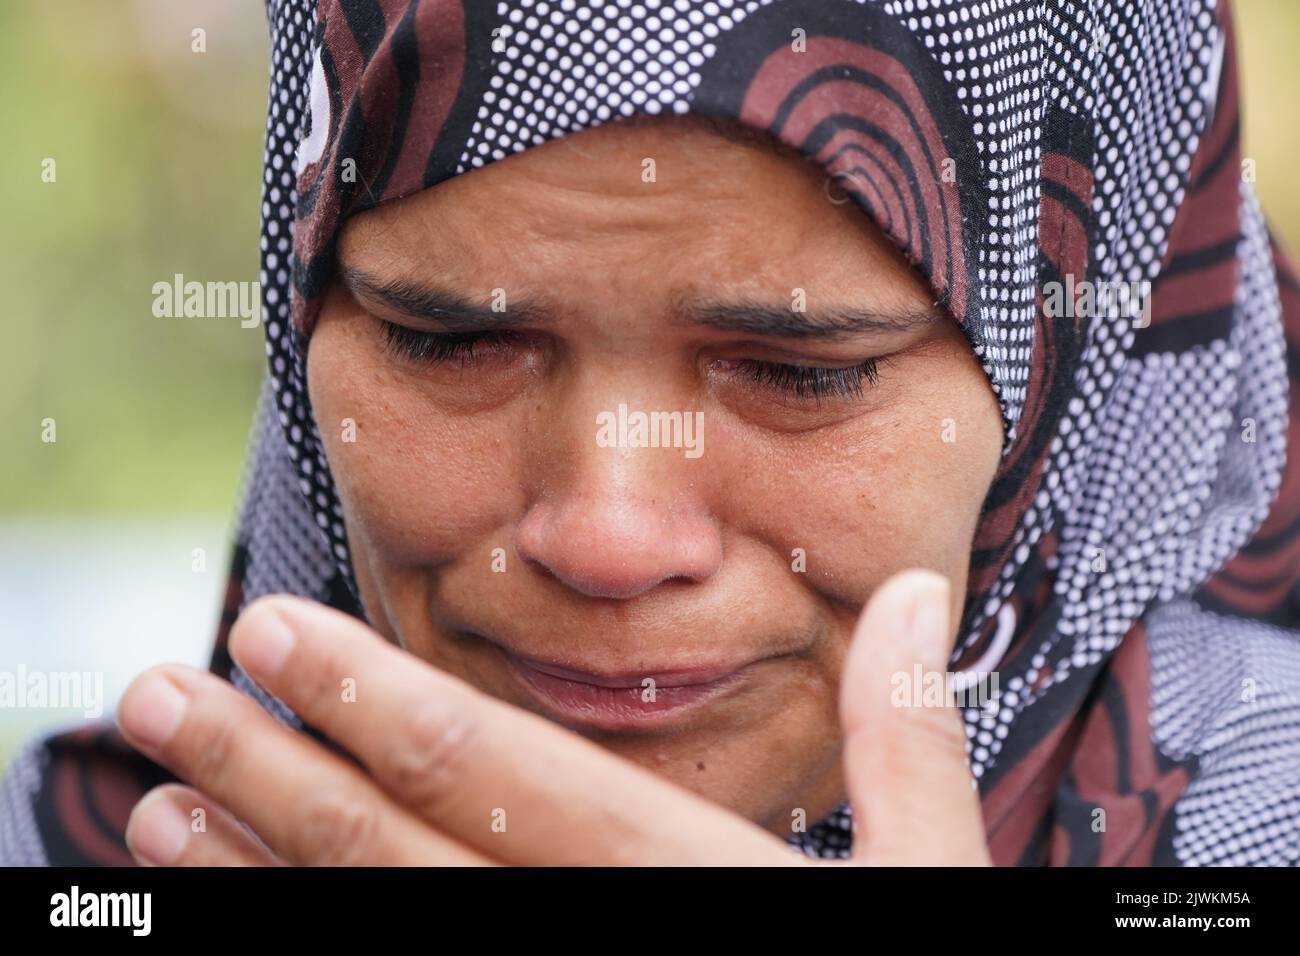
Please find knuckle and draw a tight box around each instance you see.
[300,643,352,710]
[182,712,240,791]
[919,704,970,757]
[294,790,382,866]
[384,693,481,812]
[884,703,970,775]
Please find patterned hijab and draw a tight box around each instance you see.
[4,0,1298,866]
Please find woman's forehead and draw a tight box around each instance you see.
[338,114,880,248]
[334,131,927,309]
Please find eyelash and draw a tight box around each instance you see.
[383,323,516,364]
[381,322,881,399]
[730,358,881,399]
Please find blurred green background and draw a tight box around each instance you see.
[0,1,271,767]
[0,1,267,515]
[0,1,1297,766]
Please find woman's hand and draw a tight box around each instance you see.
[117,569,991,866]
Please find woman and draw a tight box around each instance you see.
[2,0,1297,866]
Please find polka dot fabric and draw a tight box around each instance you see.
[1147,599,1300,866]
[9,0,1292,867]
[456,0,751,157]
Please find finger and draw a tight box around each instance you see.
[126,783,283,867]
[229,595,791,866]
[117,664,496,866]
[838,569,991,865]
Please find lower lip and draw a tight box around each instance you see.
[501,654,755,733]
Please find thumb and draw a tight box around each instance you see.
[838,569,990,865]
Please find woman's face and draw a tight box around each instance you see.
[306,117,1003,838]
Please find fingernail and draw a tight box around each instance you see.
[234,604,297,679]
[118,673,187,750]
[906,572,952,662]
[127,790,190,866]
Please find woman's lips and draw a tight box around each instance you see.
[491,644,761,733]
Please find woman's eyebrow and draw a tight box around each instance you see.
[341,267,943,340]
[340,267,553,330]
[673,298,945,339]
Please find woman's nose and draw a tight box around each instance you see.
[514,437,723,600]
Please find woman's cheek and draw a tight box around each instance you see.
[307,333,521,569]
[718,369,998,613]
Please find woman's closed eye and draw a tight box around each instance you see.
[382,321,522,365]
[719,357,882,400]
[380,320,887,402]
